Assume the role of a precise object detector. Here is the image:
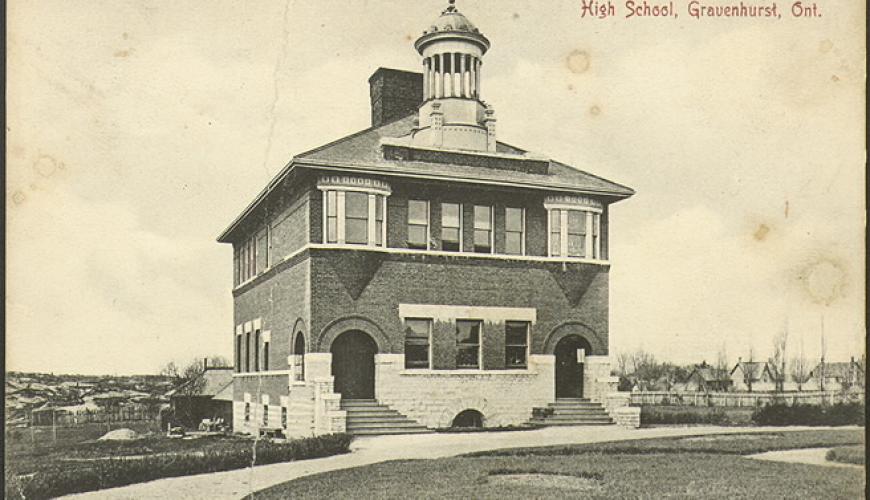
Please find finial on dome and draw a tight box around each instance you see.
[444,0,458,13]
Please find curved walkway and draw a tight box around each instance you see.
[65,425,843,500]
[749,447,864,469]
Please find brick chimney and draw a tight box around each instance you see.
[368,68,423,128]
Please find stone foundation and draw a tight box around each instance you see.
[375,353,555,428]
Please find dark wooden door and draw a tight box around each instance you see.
[555,336,591,398]
[330,331,377,399]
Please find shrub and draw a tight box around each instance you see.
[751,402,865,426]
[5,433,353,500]
[825,445,865,465]
[641,407,735,425]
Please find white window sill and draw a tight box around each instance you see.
[398,368,537,376]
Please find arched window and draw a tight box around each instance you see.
[318,176,391,247]
[452,409,484,428]
[545,195,604,260]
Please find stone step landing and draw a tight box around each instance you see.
[340,399,431,436]
[529,398,614,426]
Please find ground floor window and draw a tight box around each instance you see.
[262,405,269,426]
[456,320,482,369]
[404,318,431,369]
[505,321,529,368]
[281,407,288,429]
[244,403,250,422]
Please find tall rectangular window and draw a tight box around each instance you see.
[505,322,529,369]
[456,320,482,369]
[592,214,600,259]
[404,319,431,369]
[375,195,385,246]
[281,407,288,429]
[473,205,493,253]
[244,403,251,421]
[245,332,251,372]
[567,211,586,257]
[550,210,562,256]
[407,200,430,249]
[262,405,269,426]
[263,341,270,371]
[505,207,525,255]
[254,330,260,371]
[345,192,369,244]
[441,203,461,251]
[326,191,338,243]
[236,335,242,372]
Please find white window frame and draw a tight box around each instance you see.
[455,319,483,369]
[547,207,602,259]
[403,317,433,369]
[321,189,388,247]
[504,207,526,256]
[472,205,495,254]
[407,200,431,250]
[504,321,530,369]
[441,202,463,252]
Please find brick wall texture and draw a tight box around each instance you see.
[228,175,616,432]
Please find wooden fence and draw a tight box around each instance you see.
[31,406,162,427]
[630,390,865,407]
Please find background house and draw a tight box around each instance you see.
[808,357,865,392]
[166,365,234,428]
[730,359,776,392]
[683,364,732,392]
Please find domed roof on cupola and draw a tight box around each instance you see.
[415,0,490,55]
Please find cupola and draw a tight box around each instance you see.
[411,0,497,152]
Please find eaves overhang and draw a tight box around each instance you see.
[217,158,635,244]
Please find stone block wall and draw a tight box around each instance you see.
[375,353,555,428]
[583,356,618,403]
[614,406,641,428]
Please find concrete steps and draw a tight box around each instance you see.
[341,399,431,436]
[529,398,614,427]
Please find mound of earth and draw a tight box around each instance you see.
[98,428,140,441]
[682,433,780,442]
[488,473,601,491]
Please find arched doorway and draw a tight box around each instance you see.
[554,335,592,398]
[330,330,377,399]
[293,333,306,381]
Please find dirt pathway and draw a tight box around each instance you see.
[64,425,851,500]
[748,447,864,469]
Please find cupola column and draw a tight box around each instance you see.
[422,58,429,100]
[435,54,444,98]
[475,58,482,97]
[459,53,467,97]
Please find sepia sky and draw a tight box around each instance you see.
[6,0,865,375]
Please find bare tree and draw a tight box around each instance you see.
[163,356,226,427]
[742,348,761,393]
[714,344,730,391]
[818,315,827,391]
[769,327,789,392]
[159,361,180,379]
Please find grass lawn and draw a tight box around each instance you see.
[252,429,865,499]
[826,445,865,465]
[5,431,352,500]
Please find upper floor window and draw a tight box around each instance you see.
[319,176,391,247]
[408,200,430,250]
[545,195,603,259]
[473,205,493,253]
[504,207,525,255]
[441,203,462,252]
